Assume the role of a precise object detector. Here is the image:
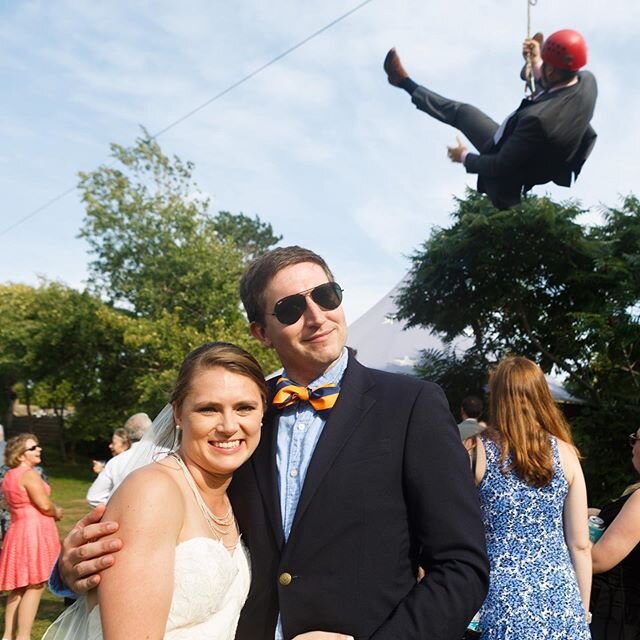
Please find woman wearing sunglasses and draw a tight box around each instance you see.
[589,428,640,639]
[0,433,63,640]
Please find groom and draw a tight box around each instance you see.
[57,246,489,639]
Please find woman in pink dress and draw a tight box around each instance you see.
[0,433,63,640]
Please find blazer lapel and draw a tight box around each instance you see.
[288,357,376,537]
[250,401,285,548]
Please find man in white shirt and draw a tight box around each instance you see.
[86,413,152,506]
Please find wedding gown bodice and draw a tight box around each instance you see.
[43,536,250,640]
[164,536,250,637]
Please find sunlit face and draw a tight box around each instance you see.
[109,434,129,456]
[250,262,347,386]
[20,438,42,467]
[173,367,264,481]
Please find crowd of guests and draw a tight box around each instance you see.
[0,246,638,639]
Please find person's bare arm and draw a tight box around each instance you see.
[474,435,487,485]
[58,504,122,593]
[22,469,63,520]
[559,441,591,613]
[98,466,182,640]
[592,489,640,573]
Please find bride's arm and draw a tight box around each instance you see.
[97,465,184,640]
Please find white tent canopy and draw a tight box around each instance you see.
[347,281,585,405]
[347,280,468,376]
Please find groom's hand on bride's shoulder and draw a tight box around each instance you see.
[59,504,123,593]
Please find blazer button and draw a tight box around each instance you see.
[278,572,293,586]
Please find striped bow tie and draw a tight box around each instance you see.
[272,377,340,416]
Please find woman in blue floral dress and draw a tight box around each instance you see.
[473,356,591,639]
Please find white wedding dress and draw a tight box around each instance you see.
[44,446,251,640]
[43,536,250,639]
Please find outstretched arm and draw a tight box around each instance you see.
[592,490,640,573]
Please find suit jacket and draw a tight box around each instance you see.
[228,353,489,640]
[465,71,597,209]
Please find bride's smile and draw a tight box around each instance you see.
[174,366,264,478]
[209,439,243,451]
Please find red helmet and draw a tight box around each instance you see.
[541,29,588,71]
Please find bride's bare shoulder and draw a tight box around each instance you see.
[107,457,184,516]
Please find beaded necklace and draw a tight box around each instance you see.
[171,453,239,551]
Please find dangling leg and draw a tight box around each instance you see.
[15,583,45,640]
[411,85,499,151]
[3,587,25,640]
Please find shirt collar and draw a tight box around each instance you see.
[281,347,349,389]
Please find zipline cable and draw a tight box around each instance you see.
[1,0,376,237]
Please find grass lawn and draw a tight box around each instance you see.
[1,448,94,639]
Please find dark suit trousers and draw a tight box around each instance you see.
[411,85,499,152]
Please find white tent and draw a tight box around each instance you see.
[347,281,469,375]
[348,281,585,405]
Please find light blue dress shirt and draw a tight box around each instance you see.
[274,347,348,640]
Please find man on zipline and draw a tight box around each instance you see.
[384,30,597,210]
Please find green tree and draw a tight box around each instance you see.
[1,135,284,459]
[397,191,640,502]
[213,210,282,264]
[77,129,281,387]
[0,282,141,457]
[78,129,279,333]
[397,191,621,401]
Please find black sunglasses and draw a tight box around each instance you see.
[629,433,639,447]
[270,282,343,325]
[25,444,40,452]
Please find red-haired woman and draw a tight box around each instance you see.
[472,356,591,639]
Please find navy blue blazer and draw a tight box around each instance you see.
[464,71,597,209]
[229,353,489,639]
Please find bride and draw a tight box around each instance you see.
[43,341,266,640]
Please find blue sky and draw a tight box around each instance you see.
[1,0,638,323]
